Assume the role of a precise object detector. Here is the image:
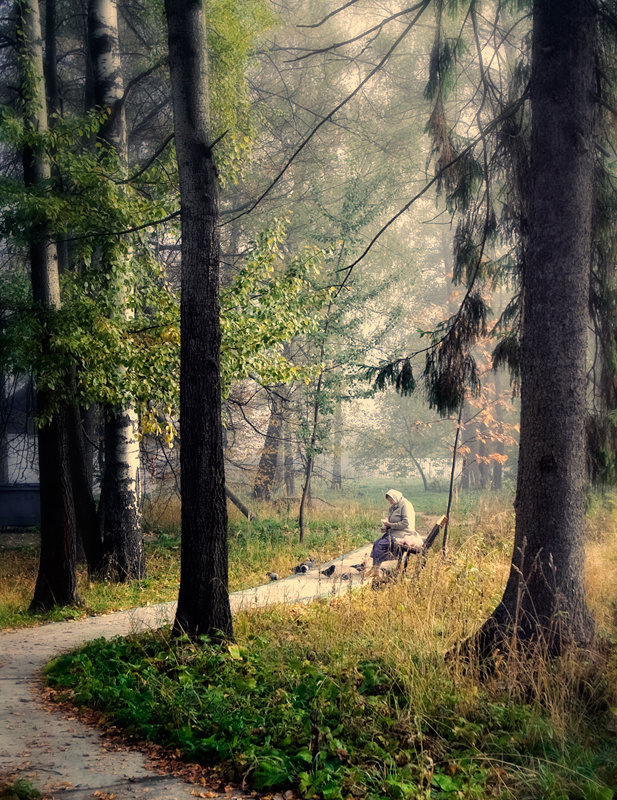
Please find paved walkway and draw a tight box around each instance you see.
[0,543,374,800]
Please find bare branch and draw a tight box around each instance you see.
[224,0,432,226]
[289,4,426,63]
[118,132,174,184]
[297,0,362,28]
[121,56,167,103]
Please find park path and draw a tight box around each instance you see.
[0,543,374,800]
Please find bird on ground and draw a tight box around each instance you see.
[266,572,279,581]
[321,564,335,577]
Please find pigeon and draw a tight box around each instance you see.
[321,564,335,577]
[294,562,311,574]
[341,573,351,580]
[351,563,366,572]
[266,572,279,581]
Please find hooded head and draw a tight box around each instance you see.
[385,489,403,504]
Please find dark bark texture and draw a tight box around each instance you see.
[17,0,80,610]
[30,403,80,608]
[68,378,102,575]
[478,0,595,652]
[165,0,233,641]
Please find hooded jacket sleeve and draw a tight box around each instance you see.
[388,498,415,532]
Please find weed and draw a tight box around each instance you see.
[0,779,41,800]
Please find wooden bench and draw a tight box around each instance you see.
[394,514,448,573]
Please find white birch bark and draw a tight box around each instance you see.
[88,0,143,580]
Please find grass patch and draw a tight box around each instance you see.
[0,494,380,630]
[44,502,617,800]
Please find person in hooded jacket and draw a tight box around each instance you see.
[367,489,423,573]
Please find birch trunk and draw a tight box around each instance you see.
[88,0,144,581]
[16,0,80,609]
[165,0,233,640]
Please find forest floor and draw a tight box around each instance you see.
[0,542,375,800]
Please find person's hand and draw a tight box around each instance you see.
[381,519,390,527]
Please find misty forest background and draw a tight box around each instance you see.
[3,1,617,799]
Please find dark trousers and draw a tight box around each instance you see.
[371,532,395,564]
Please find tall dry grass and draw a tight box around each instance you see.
[234,491,617,744]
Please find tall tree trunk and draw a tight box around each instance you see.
[298,305,332,541]
[476,0,595,653]
[165,0,233,641]
[88,0,143,581]
[253,395,282,501]
[68,393,101,572]
[298,454,312,544]
[459,455,470,491]
[477,430,489,490]
[16,0,80,609]
[97,413,144,578]
[45,0,100,568]
[44,0,69,273]
[299,367,325,542]
[492,368,504,492]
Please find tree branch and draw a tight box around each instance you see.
[223,0,432,226]
[63,209,180,243]
[297,0,362,28]
[335,90,529,291]
[117,132,174,184]
[121,57,167,103]
[289,4,426,62]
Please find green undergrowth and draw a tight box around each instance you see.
[45,596,617,800]
[44,504,617,800]
[0,779,42,800]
